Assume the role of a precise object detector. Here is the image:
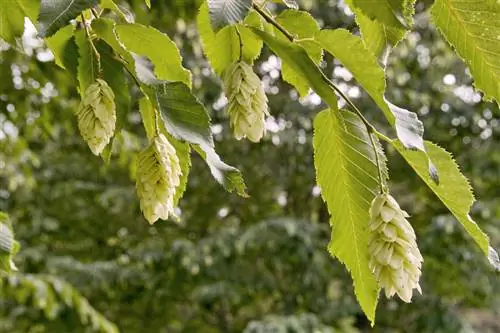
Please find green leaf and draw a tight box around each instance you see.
[100,0,132,22]
[344,0,411,59]
[314,109,383,323]
[115,23,192,87]
[0,1,26,44]
[351,0,409,29]
[146,82,247,197]
[431,0,500,105]
[393,141,500,271]
[38,0,98,37]
[95,40,130,130]
[17,0,40,22]
[316,29,438,183]
[92,18,136,73]
[193,144,248,197]
[275,10,322,97]
[45,25,78,77]
[152,82,213,147]
[138,97,156,140]
[250,27,338,109]
[197,3,263,75]
[208,0,252,32]
[74,28,99,96]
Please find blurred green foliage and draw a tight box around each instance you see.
[0,0,498,332]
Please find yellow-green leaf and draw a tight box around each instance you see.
[393,141,500,271]
[115,23,192,87]
[314,109,384,323]
[431,0,500,106]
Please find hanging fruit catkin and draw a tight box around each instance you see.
[75,79,116,155]
[136,134,182,224]
[223,61,269,143]
[368,193,423,303]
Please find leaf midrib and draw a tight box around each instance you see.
[326,111,368,301]
[44,0,77,33]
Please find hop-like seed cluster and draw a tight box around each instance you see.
[136,134,182,224]
[75,79,116,155]
[368,193,423,303]
[223,61,269,143]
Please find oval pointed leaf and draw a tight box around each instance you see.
[316,29,438,182]
[38,0,98,37]
[393,141,500,271]
[314,109,385,324]
[250,27,338,109]
[352,0,409,29]
[75,29,99,96]
[431,0,500,106]
[275,10,322,97]
[152,82,213,147]
[0,1,27,44]
[208,0,252,31]
[198,3,263,75]
[344,0,412,59]
[115,23,192,87]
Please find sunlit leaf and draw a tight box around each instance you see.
[198,3,263,75]
[431,0,500,106]
[393,141,500,271]
[314,109,385,323]
[115,23,192,87]
[275,10,322,97]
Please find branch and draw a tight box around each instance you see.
[252,4,295,42]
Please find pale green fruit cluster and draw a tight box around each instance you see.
[136,134,181,224]
[75,79,116,155]
[368,193,423,303]
[76,79,116,155]
[223,61,269,143]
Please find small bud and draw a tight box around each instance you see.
[223,61,269,142]
[75,79,116,155]
[368,193,423,303]
[136,134,182,224]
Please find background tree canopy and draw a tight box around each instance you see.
[0,0,499,332]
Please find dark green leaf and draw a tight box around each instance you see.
[45,25,78,78]
[208,0,252,31]
[74,28,98,96]
[38,0,98,37]
[95,40,130,130]
[153,82,213,147]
